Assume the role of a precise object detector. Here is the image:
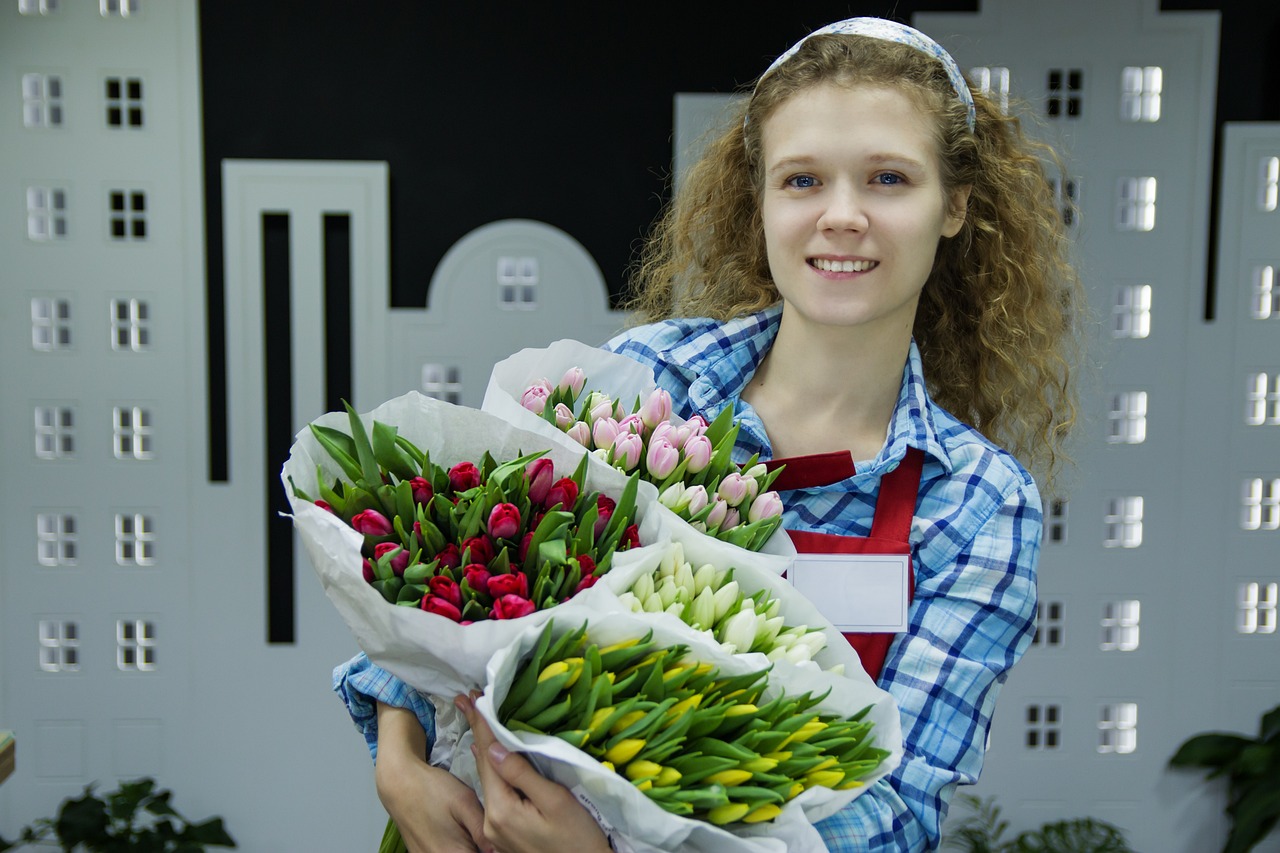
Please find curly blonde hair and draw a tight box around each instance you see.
[625,34,1083,487]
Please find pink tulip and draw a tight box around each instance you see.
[525,457,555,505]
[557,367,586,398]
[683,484,709,516]
[748,491,784,523]
[586,392,615,423]
[553,403,574,429]
[617,414,646,436]
[421,594,462,622]
[520,384,550,415]
[488,503,522,540]
[544,477,580,511]
[492,594,536,620]
[651,421,688,449]
[722,507,741,531]
[639,389,673,429]
[463,564,492,595]
[646,437,680,480]
[447,462,481,492]
[488,572,529,598]
[715,472,757,508]
[682,435,713,474]
[610,433,643,471]
[428,575,463,607]
[592,417,620,449]
[686,414,710,432]
[409,477,433,506]
[565,421,592,447]
[374,542,410,577]
[705,499,729,533]
[351,509,393,537]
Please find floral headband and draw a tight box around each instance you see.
[754,17,977,132]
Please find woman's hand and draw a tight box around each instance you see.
[457,692,612,853]
[375,702,493,853]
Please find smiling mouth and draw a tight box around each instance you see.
[809,258,878,273]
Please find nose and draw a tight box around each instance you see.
[816,183,869,232]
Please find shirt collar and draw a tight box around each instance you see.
[671,305,953,475]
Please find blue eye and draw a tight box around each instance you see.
[786,175,818,189]
[874,173,904,186]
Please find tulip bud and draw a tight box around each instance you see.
[427,574,463,607]
[617,591,643,612]
[553,403,575,429]
[645,437,680,480]
[610,433,643,472]
[681,435,713,474]
[525,457,554,505]
[351,509,393,537]
[704,499,729,533]
[520,384,550,415]
[715,473,756,508]
[685,414,710,432]
[719,602,760,653]
[447,461,482,492]
[642,592,664,613]
[361,558,376,583]
[593,495,615,538]
[657,576,680,609]
[748,490,784,523]
[463,564,492,595]
[574,573,599,594]
[435,543,462,569]
[658,482,685,510]
[492,594,536,619]
[639,389,673,429]
[374,542,410,577]
[557,367,586,398]
[721,507,741,532]
[689,586,717,630]
[488,572,529,599]
[712,581,741,623]
[622,524,640,549]
[409,477,433,507]
[421,594,463,622]
[592,417,620,450]
[617,414,646,436]
[586,392,614,423]
[692,562,718,595]
[683,485,709,516]
[565,421,591,447]
[487,503,522,540]
[314,499,335,513]
[631,571,655,603]
[544,477,579,511]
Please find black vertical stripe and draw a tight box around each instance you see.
[323,213,352,412]
[263,212,295,644]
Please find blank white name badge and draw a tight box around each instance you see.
[788,553,910,633]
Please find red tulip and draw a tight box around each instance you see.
[487,503,522,540]
[574,574,599,594]
[492,594,536,620]
[435,543,462,570]
[463,564,492,595]
[351,509,393,537]
[576,554,596,575]
[428,575,463,608]
[461,536,494,566]
[544,477,579,511]
[314,499,335,513]
[621,524,640,550]
[447,461,481,492]
[374,542,410,577]
[518,531,534,563]
[488,572,529,599]
[594,497,615,538]
[410,477,433,506]
[362,558,375,583]
[421,594,462,622]
[525,457,555,505]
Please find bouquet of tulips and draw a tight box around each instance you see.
[483,340,794,558]
[288,401,640,623]
[464,611,901,853]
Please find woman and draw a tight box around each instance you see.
[342,16,1081,852]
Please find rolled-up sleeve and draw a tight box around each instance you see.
[333,653,437,762]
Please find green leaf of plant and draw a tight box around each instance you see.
[1223,784,1280,853]
[344,401,383,486]
[309,424,362,483]
[1169,733,1253,771]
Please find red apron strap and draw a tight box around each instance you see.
[764,451,855,492]
[869,447,924,541]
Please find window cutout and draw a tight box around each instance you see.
[22,73,64,127]
[27,186,68,241]
[113,406,153,459]
[115,513,155,566]
[1241,478,1280,531]
[39,620,79,672]
[108,190,147,240]
[32,297,72,350]
[1046,68,1083,118]
[1116,177,1157,231]
[1033,600,1064,646]
[116,619,156,671]
[1104,497,1143,548]
[104,76,144,127]
[1261,157,1279,213]
[1048,499,1068,544]
[1113,284,1152,339]
[421,364,462,404]
[1098,703,1138,754]
[1101,600,1140,651]
[1024,703,1061,749]
[20,0,60,13]
[100,0,139,16]
[1052,175,1080,229]
[1108,391,1148,444]
[36,513,77,566]
[497,256,538,309]
[110,298,150,350]
[1253,266,1279,320]
[1246,373,1280,426]
[970,66,1010,112]
[1120,66,1162,122]
[1238,582,1278,634]
[34,406,75,459]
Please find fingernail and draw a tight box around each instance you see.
[488,743,509,764]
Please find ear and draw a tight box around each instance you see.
[942,185,971,238]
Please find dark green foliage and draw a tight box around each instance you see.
[944,794,1134,853]
[1170,704,1280,853]
[0,777,235,852]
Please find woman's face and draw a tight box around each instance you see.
[759,82,967,341]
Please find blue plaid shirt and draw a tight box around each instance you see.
[335,306,1040,850]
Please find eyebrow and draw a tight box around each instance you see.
[766,152,929,177]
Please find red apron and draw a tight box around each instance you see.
[765,447,924,681]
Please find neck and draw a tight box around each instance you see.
[745,310,911,460]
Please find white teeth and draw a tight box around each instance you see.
[811,258,877,272]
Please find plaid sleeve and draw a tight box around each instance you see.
[817,466,1041,851]
[333,653,437,762]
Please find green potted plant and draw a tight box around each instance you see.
[944,793,1135,852]
[1169,703,1280,853]
[0,777,235,852]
